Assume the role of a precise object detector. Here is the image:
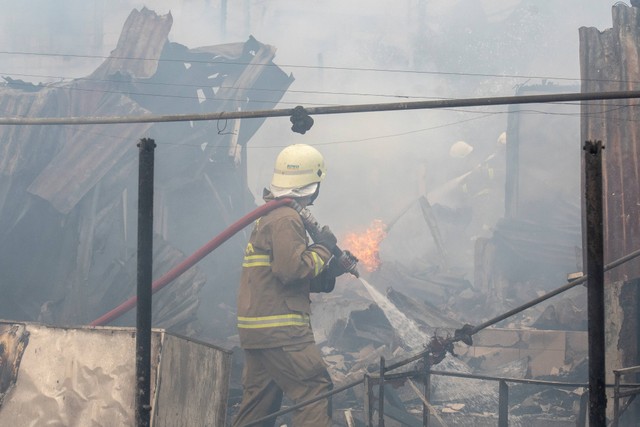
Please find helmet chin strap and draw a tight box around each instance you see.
[307,183,321,206]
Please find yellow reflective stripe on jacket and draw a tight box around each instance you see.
[237,313,310,329]
[243,254,271,267]
[310,251,324,277]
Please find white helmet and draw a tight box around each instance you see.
[449,141,473,158]
[497,131,507,145]
[271,144,326,190]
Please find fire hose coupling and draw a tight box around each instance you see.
[453,323,475,346]
[290,105,314,134]
[287,199,360,278]
[417,327,474,369]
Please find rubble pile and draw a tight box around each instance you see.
[307,276,589,426]
[225,181,589,425]
[225,268,588,425]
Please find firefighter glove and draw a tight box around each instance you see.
[325,255,348,278]
[314,225,337,251]
[310,274,336,293]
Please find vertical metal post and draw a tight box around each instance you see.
[378,356,385,427]
[136,138,155,427]
[364,374,373,427]
[613,370,621,427]
[611,371,620,427]
[577,391,589,427]
[584,140,606,426]
[498,380,509,427]
[423,356,431,427]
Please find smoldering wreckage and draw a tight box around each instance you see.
[0,5,639,427]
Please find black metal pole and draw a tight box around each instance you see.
[378,356,385,427]
[423,356,431,427]
[136,137,156,427]
[498,380,509,427]
[584,140,606,426]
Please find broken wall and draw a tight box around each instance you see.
[473,82,583,320]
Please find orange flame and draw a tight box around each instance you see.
[343,219,387,272]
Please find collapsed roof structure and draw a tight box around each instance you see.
[2,4,640,426]
[0,7,293,340]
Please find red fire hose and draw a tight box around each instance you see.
[89,197,294,326]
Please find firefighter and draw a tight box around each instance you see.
[232,144,346,427]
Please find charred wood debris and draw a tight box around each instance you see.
[0,7,590,426]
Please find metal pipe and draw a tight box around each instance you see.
[468,246,640,336]
[378,356,385,427]
[135,138,155,427]
[383,244,640,374]
[423,356,430,427]
[238,364,639,427]
[614,371,621,427]
[584,140,606,426]
[3,90,640,126]
[578,392,589,427]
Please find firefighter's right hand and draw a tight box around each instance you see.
[314,225,337,251]
[325,256,348,278]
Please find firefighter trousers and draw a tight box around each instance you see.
[232,342,333,427]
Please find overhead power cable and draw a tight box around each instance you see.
[1,71,446,101]
[0,48,630,87]
[0,90,639,126]
[0,49,634,85]
[0,49,579,80]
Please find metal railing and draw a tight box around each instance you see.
[365,361,640,427]
[241,356,640,427]
[613,365,640,427]
[365,358,592,427]
[243,249,640,427]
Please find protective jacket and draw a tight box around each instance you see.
[237,199,334,349]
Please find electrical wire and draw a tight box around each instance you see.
[1,69,637,115]
[0,71,449,101]
[4,48,640,86]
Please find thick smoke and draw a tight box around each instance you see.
[0,0,612,329]
[0,1,617,423]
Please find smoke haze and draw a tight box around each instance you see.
[0,0,614,326]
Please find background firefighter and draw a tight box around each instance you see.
[232,144,348,427]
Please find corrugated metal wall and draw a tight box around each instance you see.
[580,4,640,283]
[0,322,232,426]
[580,8,640,419]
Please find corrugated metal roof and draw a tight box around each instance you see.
[0,7,293,332]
